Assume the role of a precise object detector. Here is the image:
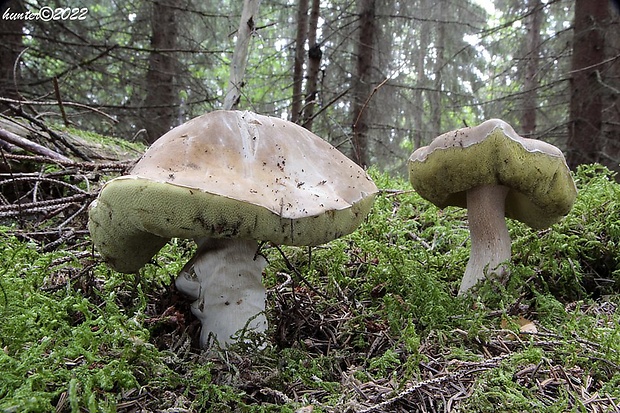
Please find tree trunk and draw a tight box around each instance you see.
[566,0,609,168]
[351,0,376,168]
[521,0,543,136]
[301,0,322,130]
[601,6,620,174]
[0,0,25,101]
[291,0,309,124]
[430,0,446,136]
[412,0,431,149]
[142,0,179,143]
[223,0,262,110]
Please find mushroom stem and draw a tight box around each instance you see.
[175,238,267,347]
[460,184,511,295]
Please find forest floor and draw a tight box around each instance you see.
[1,118,619,412]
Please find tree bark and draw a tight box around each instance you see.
[291,0,309,124]
[566,0,609,168]
[521,0,543,136]
[142,0,179,143]
[301,0,322,130]
[412,0,431,149]
[601,6,620,174]
[0,0,25,101]
[351,0,376,168]
[430,0,446,136]
[223,0,262,110]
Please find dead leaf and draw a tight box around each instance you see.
[517,316,537,334]
[501,315,537,339]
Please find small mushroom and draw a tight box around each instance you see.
[408,119,577,295]
[88,110,378,347]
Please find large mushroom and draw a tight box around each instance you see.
[408,119,577,295]
[88,110,378,347]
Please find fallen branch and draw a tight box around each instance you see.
[8,105,93,161]
[0,152,134,171]
[0,127,73,163]
[0,193,94,218]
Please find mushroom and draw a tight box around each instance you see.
[88,110,378,347]
[408,119,577,295]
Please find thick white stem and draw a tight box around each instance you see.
[175,238,267,347]
[459,185,511,295]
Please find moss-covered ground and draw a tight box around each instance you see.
[1,164,619,412]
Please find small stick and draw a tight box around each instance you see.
[0,127,73,163]
[53,77,70,126]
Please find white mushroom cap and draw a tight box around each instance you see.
[408,119,577,229]
[88,110,378,273]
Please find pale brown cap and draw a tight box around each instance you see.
[408,119,577,229]
[89,110,378,273]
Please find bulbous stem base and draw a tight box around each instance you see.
[175,238,267,347]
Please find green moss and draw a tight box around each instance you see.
[1,164,620,411]
[0,233,177,412]
[53,124,145,160]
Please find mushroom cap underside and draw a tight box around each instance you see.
[88,176,376,272]
[408,119,577,229]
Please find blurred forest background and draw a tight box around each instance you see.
[0,0,619,175]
